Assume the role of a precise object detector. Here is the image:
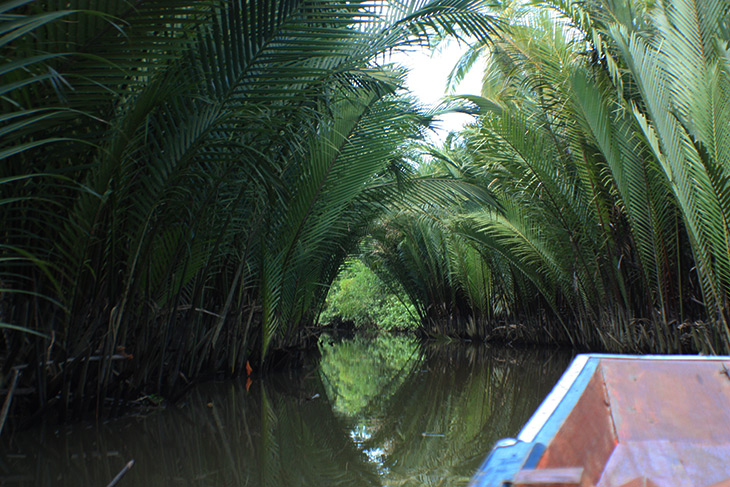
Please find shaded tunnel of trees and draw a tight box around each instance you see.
[2,0,730,424]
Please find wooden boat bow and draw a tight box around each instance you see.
[470,354,730,487]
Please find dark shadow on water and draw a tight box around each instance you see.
[0,335,571,486]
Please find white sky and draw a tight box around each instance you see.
[389,39,485,142]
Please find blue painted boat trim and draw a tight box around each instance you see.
[517,354,595,444]
[524,356,599,451]
[468,354,597,486]
[469,440,543,487]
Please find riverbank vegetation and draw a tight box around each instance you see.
[364,0,730,354]
[320,260,417,330]
[2,0,730,427]
[0,0,497,424]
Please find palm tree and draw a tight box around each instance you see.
[594,0,730,333]
[0,0,500,421]
[369,0,730,352]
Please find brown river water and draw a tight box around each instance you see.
[0,334,571,486]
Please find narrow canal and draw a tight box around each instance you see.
[1,334,571,486]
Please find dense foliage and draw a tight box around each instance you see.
[3,0,730,427]
[320,259,417,330]
[367,0,730,353]
[0,0,497,422]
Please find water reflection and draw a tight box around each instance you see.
[319,334,422,416]
[0,336,570,486]
[320,338,571,486]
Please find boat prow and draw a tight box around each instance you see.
[470,354,730,487]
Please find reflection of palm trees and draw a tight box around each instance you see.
[318,335,423,416]
[0,370,380,487]
[359,344,571,486]
[1,0,502,423]
[1,338,570,487]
